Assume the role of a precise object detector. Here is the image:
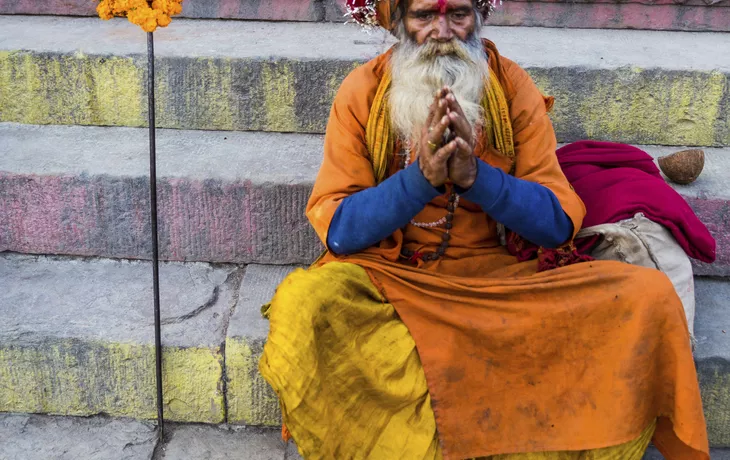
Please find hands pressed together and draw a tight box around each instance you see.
[418,86,478,190]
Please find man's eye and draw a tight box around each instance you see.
[451,12,468,20]
[416,12,434,20]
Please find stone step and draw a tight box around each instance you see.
[0,0,727,32]
[485,0,730,33]
[1,122,728,275]
[0,413,288,460]
[0,253,241,424]
[1,16,729,146]
[1,257,729,448]
[3,413,727,460]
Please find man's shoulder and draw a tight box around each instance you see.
[484,40,531,94]
[338,49,392,98]
[330,48,393,127]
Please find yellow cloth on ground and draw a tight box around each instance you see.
[260,262,656,460]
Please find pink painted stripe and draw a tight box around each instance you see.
[488,2,730,31]
[1,0,727,31]
[0,172,726,274]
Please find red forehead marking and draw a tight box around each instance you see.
[437,0,448,14]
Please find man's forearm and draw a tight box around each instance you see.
[327,163,441,255]
[460,159,573,248]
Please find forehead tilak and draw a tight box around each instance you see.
[437,0,448,14]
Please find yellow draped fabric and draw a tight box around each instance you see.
[260,263,656,459]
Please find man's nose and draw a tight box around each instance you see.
[433,15,453,40]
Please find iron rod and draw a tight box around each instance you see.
[147,31,165,440]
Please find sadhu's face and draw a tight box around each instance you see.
[403,0,476,45]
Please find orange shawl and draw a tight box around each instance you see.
[305,43,708,459]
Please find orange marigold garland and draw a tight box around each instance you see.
[96,0,183,32]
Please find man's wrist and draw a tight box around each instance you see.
[406,161,444,202]
[454,158,478,192]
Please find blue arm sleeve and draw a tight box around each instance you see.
[459,159,573,248]
[327,162,441,255]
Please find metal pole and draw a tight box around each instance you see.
[147,31,165,440]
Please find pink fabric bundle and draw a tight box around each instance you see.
[557,141,716,263]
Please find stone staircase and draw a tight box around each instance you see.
[1,0,728,30]
[1,1,729,458]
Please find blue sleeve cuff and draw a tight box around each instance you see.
[402,160,443,205]
[459,159,506,211]
[457,158,573,248]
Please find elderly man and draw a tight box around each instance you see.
[259,0,709,458]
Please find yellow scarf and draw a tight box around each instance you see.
[365,67,515,183]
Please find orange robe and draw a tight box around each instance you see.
[304,45,709,459]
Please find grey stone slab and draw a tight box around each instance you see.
[0,253,238,348]
[640,146,730,201]
[0,253,239,422]
[159,424,285,460]
[0,413,157,460]
[694,279,730,362]
[694,278,730,447]
[1,17,729,72]
[228,265,300,341]
[1,18,729,147]
[226,265,299,426]
[0,123,323,265]
[285,441,304,460]
[0,123,323,183]
[0,123,727,272]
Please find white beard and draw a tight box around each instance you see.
[388,27,489,143]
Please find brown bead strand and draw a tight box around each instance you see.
[401,188,457,262]
[397,143,457,262]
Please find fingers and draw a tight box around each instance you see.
[425,87,449,131]
[445,92,466,120]
[425,114,450,154]
[425,93,440,129]
[454,137,473,158]
[448,112,473,147]
[434,139,458,165]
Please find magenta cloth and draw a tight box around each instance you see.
[557,141,716,263]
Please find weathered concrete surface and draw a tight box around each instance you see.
[227,265,298,426]
[694,278,730,447]
[1,0,726,31]
[160,424,285,459]
[0,253,242,423]
[0,413,157,460]
[0,123,324,265]
[286,441,304,460]
[1,17,729,146]
[0,0,325,21]
[488,1,730,32]
[1,123,727,272]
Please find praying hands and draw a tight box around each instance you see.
[418,86,477,189]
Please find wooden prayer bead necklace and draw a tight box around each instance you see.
[399,145,459,262]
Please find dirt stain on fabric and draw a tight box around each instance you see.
[443,367,465,383]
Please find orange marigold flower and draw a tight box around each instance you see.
[97,0,182,32]
[96,1,114,20]
[156,13,172,27]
